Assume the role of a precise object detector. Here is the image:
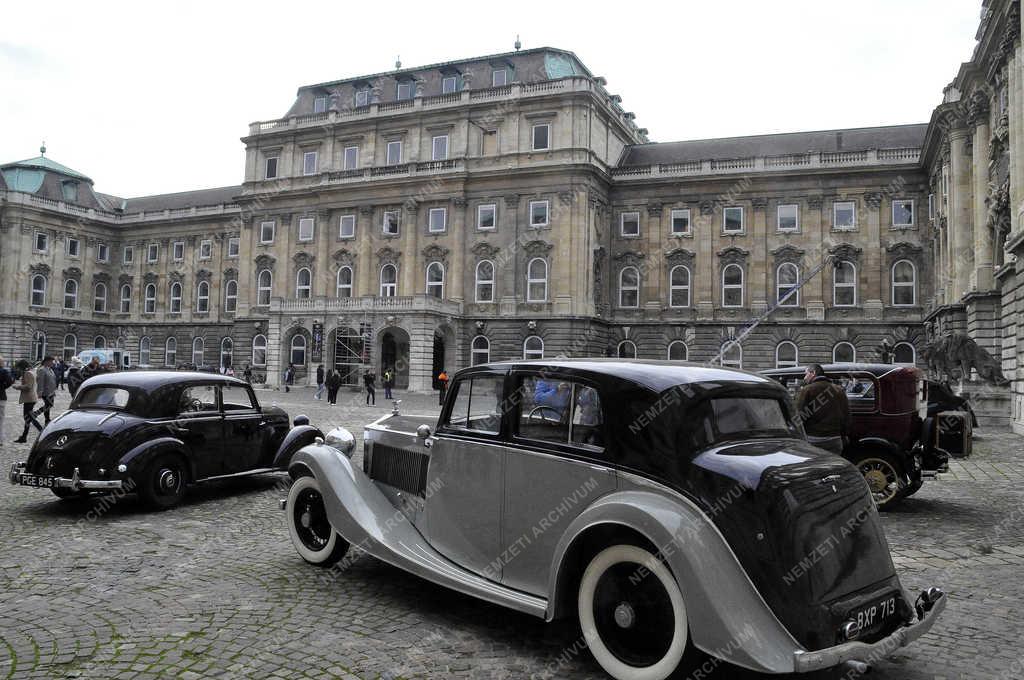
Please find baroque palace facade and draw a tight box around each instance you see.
[1,1,1023,431]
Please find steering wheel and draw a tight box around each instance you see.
[183,398,203,413]
[528,405,563,423]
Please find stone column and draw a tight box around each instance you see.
[971,100,994,291]
[316,209,331,298]
[695,202,715,320]
[750,199,768,314]
[948,126,974,301]
[804,198,825,321]
[358,206,374,296]
[449,198,466,304]
[863,193,883,318]
[402,205,420,295]
[645,203,663,305]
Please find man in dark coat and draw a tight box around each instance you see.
[325,369,342,405]
[795,364,850,454]
[65,358,85,398]
[315,365,325,400]
[363,369,376,406]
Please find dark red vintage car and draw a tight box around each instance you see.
[763,363,968,509]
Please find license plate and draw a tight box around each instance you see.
[14,473,57,488]
[850,595,898,634]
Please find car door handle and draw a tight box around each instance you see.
[170,425,190,435]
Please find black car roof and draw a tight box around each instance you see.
[80,371,249,390]
[761,363,922,378]
[465,359,778,393]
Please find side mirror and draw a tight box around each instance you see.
[325,427,356,457]
[416,424,432,439]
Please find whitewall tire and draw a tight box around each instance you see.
[578,544,688,680]
[286,475,349,567]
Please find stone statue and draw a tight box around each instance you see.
[921,332,1009,386]
[875,338,894,364]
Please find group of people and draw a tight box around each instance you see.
[294,364,410,406]
[0,354,106,445]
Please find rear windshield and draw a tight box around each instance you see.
[75,386,131,410]
[688,397,799,448]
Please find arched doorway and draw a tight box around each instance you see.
[431,325,456,388]
[378,327,410,389]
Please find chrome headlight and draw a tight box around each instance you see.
[324,427,356,457]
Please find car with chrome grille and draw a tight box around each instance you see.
[280,359,944,679]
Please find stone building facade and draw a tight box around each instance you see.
[1,9,1023,431]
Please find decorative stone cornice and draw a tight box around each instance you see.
[29,263,51,276]
[376,247,401,265]
[223,267,238,278]
[195,268,213,283]
[828,243,863,261]
[168,270,184,283]
[523,240,554,256]
[885,241,923,262]
[716,246,749,265]
[254,254,277,270]
[62,267,83,281]
[612,250,645,267]
[422,244,450,262]
[143,272,159,284]
[92,271,111,284]
[770,244,806,264]
[471,242,501,259]
[332,249,357,266]
[664,248,695,265]
[118,274,133,286]
[293,252,315,268]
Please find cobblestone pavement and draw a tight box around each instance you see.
[1,385,1023,679]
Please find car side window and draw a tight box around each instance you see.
[516,377,604,451]
[222,384,256,410]
[838,374,877,412]
[445,376,503,434]
[179,385,218,414]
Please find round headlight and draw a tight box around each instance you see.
[325,427,356,457]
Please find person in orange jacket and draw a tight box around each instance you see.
[437,369,449,405]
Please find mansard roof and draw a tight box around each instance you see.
[117,186,241,212]
[619,123,929,166]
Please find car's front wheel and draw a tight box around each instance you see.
[578,544,689,680]
[138,454,187,510]
[286,475,349,567]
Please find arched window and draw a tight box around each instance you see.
[290,334,307,365]
[224,279,238,312]
[63,279,78,310]
[119,284,131,313]
[667,340,688,361]
[30,275,46,307]
[893,342,916,365]
[380,264,398,297]
[295,268,312,299]
[669,266,690,308]
[252,334,267,367]
[93,283,107,313]
[32,331,46,362]
[833,342,856,363]
[619,267,640,308]
[94,335,106,349]
[475,260,494,303]
[426,262,445,299]
[720,341,742,369]
[139,336,151,366]
[169,282,182,313]
[617,340,637,359]
[722,264,744,307]
[891,260,916,306]
[165,337,178,366]
[257,270,273,306]
[196,281,210,313]
[220,337,233,369]
[191,337,204,366]
[471,335,490,365]
[776,263,800,307]
[523,335,544,360]
[336,267,353,298]
[62,333,77,361]
[144,284,156,314]
[833,261,857,306]
[775,341,799,368]
[526,258,548,302]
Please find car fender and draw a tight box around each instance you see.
[273,425,324,469]
[118,437,193,481]
[546,485,802,675]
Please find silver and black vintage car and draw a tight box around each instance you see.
[282,360,945,678]
[9,371,322,509]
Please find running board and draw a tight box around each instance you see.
[198,467,282,483]
[291,445,548,619]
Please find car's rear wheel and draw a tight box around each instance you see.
[854,452,906,510]
[578,544,689,680]
[138,454,187,510]
[286,475,349,567]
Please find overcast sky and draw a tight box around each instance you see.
[1,0,981,198]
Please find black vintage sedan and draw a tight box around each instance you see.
[8,372,322,509]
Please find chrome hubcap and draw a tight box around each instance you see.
[159,470,177,491]
[300,511,312,529]
[613,602,636,629]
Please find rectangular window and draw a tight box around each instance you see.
[492,69,507,87]
[432,135,449,161]
[34,232,48,253]
[723,207,744,233]
[428,208,447,233]
[260,221,275,244]
[67,238,80,257]
[477,204,496,230]
[147,244,159,262]
[397,82,412,100]
[529,200,549,227]
[386,140,402,165]
[445,376,505,434]
[532,124,550,151]
[928,193,935,220]
[298,217,315,241]
[383,210,400,235]
[172,241,185,261]
[227,238,239,257]
[339,214,356,238]
[777,204,799,232]
[482,129,498,155]
[620,211,640,236]
[199,240,212,259]
[302,151,318,176]
[355,89,369,107]
[513,377,604,450]
[123,246,134,264]
[97,243,109,263]
[265,156,278,179]
[833,201,856,230]
[313,96,327,113]
[343,146,359,170]
[671,209,691,235]
[892,199,914,227]
[442,76,458,94]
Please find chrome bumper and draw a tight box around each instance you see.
[793,589,946,673]
[9,463,124,491]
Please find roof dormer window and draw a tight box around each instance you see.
[61,180,78,202]
[442,75,459,94]
[313,96,328,113]
[397,81,413,100]
[492,69,508,87]
[355,89,370,107]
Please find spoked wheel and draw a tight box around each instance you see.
[286,475,349,567]
[579,545,690,680]
[138,455,187,510]
[856,454,905,510]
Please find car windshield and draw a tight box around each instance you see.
[75,386,131,410]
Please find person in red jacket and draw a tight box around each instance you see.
[437,369,449,406]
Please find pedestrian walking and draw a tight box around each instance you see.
[795,364,850,454]
[33,356,57,425]
[65,357,85,398]
[53,359,66,391]
[284,364,295,393]
[383,367,394,400]
[0,356,13,447]
[243,363,253,383]
[363,369,376,405]
[315,364,325,400]
[437,369,449,406]
[326,369,342,405]
[14,360,41,443]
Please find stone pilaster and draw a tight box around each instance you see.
[971,105,994,291]
[948,126,974,301]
